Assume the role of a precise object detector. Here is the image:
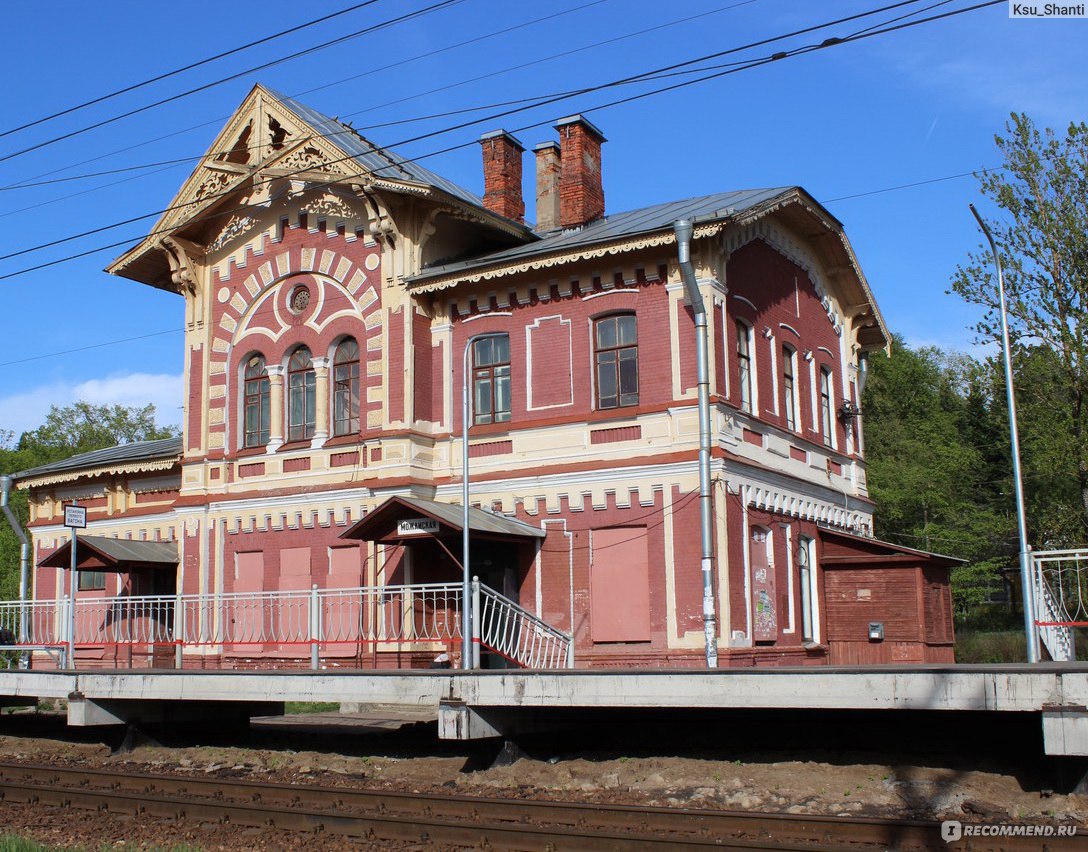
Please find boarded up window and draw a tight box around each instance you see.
[279,547,311,591]
[751,526,777,642]
[328,545,362,588]
[590,527,650,643]
[234,551,264,594]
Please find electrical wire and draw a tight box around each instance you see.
[0,1,386,141]
[0,0,742,199]
[0,0,982,269]
[0,0,466,167]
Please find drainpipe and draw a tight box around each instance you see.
[674,220,718,669]
[0,474,30,642]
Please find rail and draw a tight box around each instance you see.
[474,578,574,669]
[1032,548,1085,662]
[0,580,572,670]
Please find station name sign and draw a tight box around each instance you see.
[397,517,440,536]
[63,505,87,529]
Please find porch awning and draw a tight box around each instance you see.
[340,495,546,544]
[818,528,964,568]
[39,535,178,572]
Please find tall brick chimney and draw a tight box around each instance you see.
[478,130,525,223]
[555,115,605,229]
[533,141,561,232]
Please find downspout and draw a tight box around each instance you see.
[0,474,30,641]
[674,220,718,669]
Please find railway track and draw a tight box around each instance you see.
[0,762,1063,850]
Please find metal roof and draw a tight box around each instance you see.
[272,89,486,211]
[39,534,178,569]
[407,188,794,283]
[341,494,547,541]
[12,437,182,482]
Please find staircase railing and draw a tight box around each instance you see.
[473,578,574,669]
[1031,549,1083,662]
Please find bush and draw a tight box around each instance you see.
[954,630,1027,663]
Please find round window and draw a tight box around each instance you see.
[288,285,311,315]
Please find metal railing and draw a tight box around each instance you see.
[474,579,574,669]
[0,580,573,670]
[1032,548,1085,662]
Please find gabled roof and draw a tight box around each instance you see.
[409,188,792,284]
[407,185,890,351]
[341,494,546,543]
[39,534,178,570]
[12,437,182,486]
[273,89,485,210]
[107,84,532,290]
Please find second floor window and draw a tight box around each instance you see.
[594,314,638,409]
[736,320,752,413]
[820,367,833,447]
[333,338,360,436]
[288,346,316,441]
[472,334,511,425]
[783,345,798,431]
[243,354,270,448]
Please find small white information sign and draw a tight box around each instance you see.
[63,505,87,529]
[397,517,440,536]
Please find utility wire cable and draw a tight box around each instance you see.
[0,0,1000,281]
[0,0,466,167]
[0,0,954,264]
[0,1,386,141]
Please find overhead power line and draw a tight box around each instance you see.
[0,0,466,167]
[0,1,386,142]
[0,0,751,203]
[0,0,1002,284]
[0,0,954,265]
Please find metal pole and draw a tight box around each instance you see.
[674,220,719,668]
[68,523,78,670]
[970,204,1039,663]
[461,331,506,671]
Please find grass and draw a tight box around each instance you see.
[283,701,340,714]
[954,630,1027,663]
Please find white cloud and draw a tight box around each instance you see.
[0,372,183,437]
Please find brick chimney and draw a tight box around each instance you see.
[533,141,561,232]
[478,130,525,223]
[555,115,606,229]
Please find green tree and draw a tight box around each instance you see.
[0,402,179,599]
[951,113,1088,543]
[863,338,1014,615]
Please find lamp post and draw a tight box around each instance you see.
[969,204,1039,663]
[461,332,506,670]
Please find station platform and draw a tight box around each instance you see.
[1,664,1086,756]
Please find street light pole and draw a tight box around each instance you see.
[969,204,1039,663]
[461,332,506,670]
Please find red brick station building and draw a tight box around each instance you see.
[12,86,957,670]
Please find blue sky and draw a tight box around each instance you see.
[0,0,1084,435]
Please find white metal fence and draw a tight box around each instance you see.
[0,581,573,671]
[475,581,574,669]
[1032,548,1088,662]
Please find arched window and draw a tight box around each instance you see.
[797,536,814,643]
[332,338,360,436]
[243,354,270,448]
[472,334,511,425]
[287,346,316,441]
[594,313,638,409]
[782,344,798,432]
[736,320,753,413]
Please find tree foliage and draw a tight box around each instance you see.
[951,113,1088,542]
[0,403,178,599]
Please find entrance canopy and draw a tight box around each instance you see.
[39,535,178,572]
[341,495,546,545]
